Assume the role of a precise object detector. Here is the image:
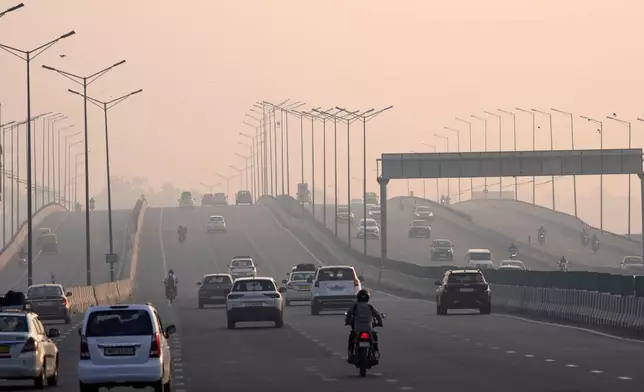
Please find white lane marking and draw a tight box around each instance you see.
[544,359,556,362]
[590,370,604,374]
[400,387,413,391]
[506,350,516,354]
[524,354,535,358]
[386,379,398,383]
[617,376,632,380]
[490,346,500,350]
[373,372,383,376]
[565,364,578,368]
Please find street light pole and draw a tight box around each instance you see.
[607,115,631,235]
[581,116,604,232]
[434,134,450,197]
[455,118,474,199]
[0,31,75,287]
[46,115,67,205]
[422,143,439,200]
[229,166,243,190]
[0,3,24,19]
[444,126,461,201]
[55,125,76,204]
[516,108,537,205]
[68,88,142,282]
[471,115,488,196]
[42,59,126,286]
[0,121,16,247]
[497,109,518,200]
[552,109,577,218]
[532,109,556,211]
[484,111,503,196]
[66,139,83,210]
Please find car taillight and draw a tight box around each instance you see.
[359,332,370,340]
[80,337,90,360]
[149,333,161,358]
[22,337,38,353]
[354,278,360,287]
[61,297,68,306]
[314,281,320,287]
[264,293,280,298]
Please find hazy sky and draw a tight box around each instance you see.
[1,0,643,232]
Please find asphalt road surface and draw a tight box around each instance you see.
[306,201,557,271]
[6,204,641,391]
[0,209,131,292]
[453,200,640,271]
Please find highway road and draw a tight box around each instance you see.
[0,209,131,292]
[7,203,639,391]
[306,200,557,271]
[453,200,640,271]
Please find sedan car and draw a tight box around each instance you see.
[497,260,526,271]
[357,219,380,239]
[281,271,315,305]
[197,274,233,308]
[430,239,454,261]
[336,206,355,223]
[621,256,644,273]
[409,220,431,238]
[25,284,72,324]
[413,205,434,221]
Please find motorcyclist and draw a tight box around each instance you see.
[592,233,599,248]
[399,199,404,211]
[163,269,178,297]
[538,225,546,237]
[508,241,518,253]
[558,256,568,270]
[345,289,383,364]
[177,225,187,240]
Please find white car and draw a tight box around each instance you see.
[228,257,257,280]
[336,206,355,223]
[310,265,364,315]
[0,309,60,388]
[367,205,381,221]
[621,256,644,272]
[77,304,177,392]
[357,219,380,239]
[206,215,227,233]
[225,277,285,329]
[497,260,526,271]
[281,270,316,305]
[465,249,495,270]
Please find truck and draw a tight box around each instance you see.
[364,192,378,205]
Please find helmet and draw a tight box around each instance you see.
[356,289,370,303]
[168,269,175,275]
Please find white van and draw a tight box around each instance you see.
[465,249,495,269]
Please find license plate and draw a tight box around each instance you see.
[329,286,345,291]
[104,347,135,356]
[298,285,311,291]
[244,303,262,307]
[358,342,371,348]
[0,346,9,354]
[460,288,474,292]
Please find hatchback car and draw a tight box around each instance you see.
[206,215,227,233]
[310,265,364,315]
[77,304,176,392]
[197,274,233,308]
[0,310,60,388]
[357,219,380,239]
[430,239,454,261]
[25,284,73,324]
[409,220,431,238]
[281,270,316,305]
[435,269,491,315]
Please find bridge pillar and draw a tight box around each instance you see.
[377,176,390,285]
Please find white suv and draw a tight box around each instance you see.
[0,310,60,388]
[228,256,257,280]
[226,277,285,329]
[357,219,380,239]
[206,215,227,233]
[77,304,177,392]
[310,265,364,315]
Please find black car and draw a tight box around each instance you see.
[236,190,253,205]
[430,239,454,261]
[435,269,491,315]
[201,193,214,206]
[408,220,431,238]
[413,206,434,221]
[25,284,73,323]
[197,274,233,308]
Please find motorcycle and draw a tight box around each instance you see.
[558,262,569,272]
[538,232,546,245]
[592,240,599,253]
[19,256,26,266]
[348,313,386,377]
[165,284,177,303]
[178,232,186,243]
[509,249,518,260]
[581,234,589,247]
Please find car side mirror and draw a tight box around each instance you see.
[434,280,442,286]
[165,325,177,337]
[47,328,60,338]
[358,275,365,282]
[65,292,73,297]
[381,313,387,319]
[223,289,231,295]
[306,277,313,283]
[196,282,202,286]
[278,287,286,294]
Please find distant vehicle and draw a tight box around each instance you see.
[36,228,52,245]
[291,263,317,273]
[408,220,431,239]
[497,260,527,271]
[0,307,61,388]
[413,206,434,221]
[228,257,257,279]
[206,215,227,233]
[621,256,644,272]
[364,192,378,205]
[178,191,195,208]
[39,233,58,255]
[309,265,364,315]
[336,206,355,223]
[226,277,285,329]
[236,190,253,205]
[430,239,454,261]
[357,219,380,239]
[213,192,228,206]
[350,199,363,210]
[201,193,214,206]
[367,205,381,221]
[197,274,233,308]
[435,269,491,315]
[281,270,316,305]
[78,303,176,392]
[25,284,72,324]
[465,249,495,269]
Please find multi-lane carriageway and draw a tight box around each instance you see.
[2,204,644,391]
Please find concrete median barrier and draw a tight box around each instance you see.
[64,198,147,312]
[0,203,68,272]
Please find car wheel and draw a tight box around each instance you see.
[436,304,442,315]
[480,304,492,315]
[311,303,320,315]
[153,379,164,392]
[79,382,98,392]
[46,356,59,386]
[227,318,236,329]
[275,314,284,328]
[198,301,204,309]
[34,363,46,389]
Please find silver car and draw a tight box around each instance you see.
[281,271,315,305]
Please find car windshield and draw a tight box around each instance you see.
[624,257,643,265]
[231,259,253,267]
[203,275,232,285]
[448,273,484,284]
[317,268,354,281]
[233,280,275,292]
[413,221,428,227]
[432,240,452,247]
[85,309,153,337]
[500,261,523,268]
[469,252,492,261]
[291,272,314,281]
[27,286,62,297]
[209,216,224,222]
[0,316,28,332]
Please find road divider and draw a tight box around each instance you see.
[263,195,644,334]
[64,198,147,312]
